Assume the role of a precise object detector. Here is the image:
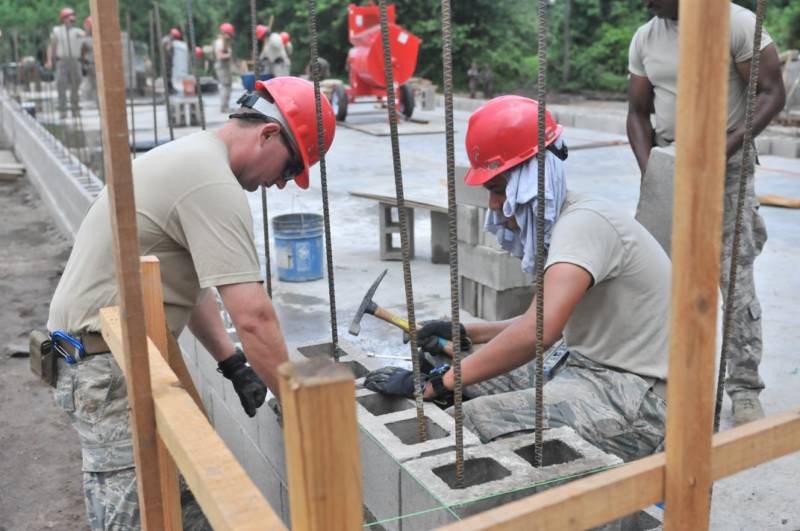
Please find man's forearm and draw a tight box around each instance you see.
[726,91,785,158]
[187,289,236,362]
[627,112,654,175]
[235,314,287,400]
[465,317,520,344]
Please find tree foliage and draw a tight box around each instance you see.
[1,0,796,95]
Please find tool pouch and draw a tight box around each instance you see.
[29,330,57,388]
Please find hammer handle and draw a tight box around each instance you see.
[372,307,456,357]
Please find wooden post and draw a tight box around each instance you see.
[279,358,363,531]
[89,0,166,528]
[141,257,182,530]
[664,1,731,529]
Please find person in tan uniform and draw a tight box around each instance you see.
[47,77,336,530]
[214,22,235,112]
[46,7,85,118]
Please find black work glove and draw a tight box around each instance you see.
[217,348,267,417]
[415,320,471,355]
[364,365,451,403]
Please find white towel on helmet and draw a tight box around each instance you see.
[484,137,567,274]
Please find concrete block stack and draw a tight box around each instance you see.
[634,146,676,257]
[456,169,535,320]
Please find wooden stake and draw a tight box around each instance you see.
[140,257,181,531]
[665,1,731,529]
[279,358,363,531]
[89,0,165,528]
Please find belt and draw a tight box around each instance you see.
[51,331,110,363]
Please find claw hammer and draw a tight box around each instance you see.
[348,269,455,357]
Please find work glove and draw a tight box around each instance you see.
[364,365,452,405]
[217,348,267,417]
[414,320,471,355]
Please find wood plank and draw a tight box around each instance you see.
[438,408,800,531]
[279,358,363,531]
[101,307,285,531]
[758,194,800,209]
[664,1,731,529]
[90,0,165,528]
[349,190,448,212]
[140,257,182,531]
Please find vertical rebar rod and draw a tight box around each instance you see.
[184,0,206,130]
[440,0,463,486]
[153,0,175,140]
[533,0,548,469]
[126,11,137,159]
[308,0,341,360]
[377,0,426,441]
[148,10,159,146]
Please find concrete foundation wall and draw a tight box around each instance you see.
[0,90,102,241]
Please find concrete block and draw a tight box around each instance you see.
[459,276,478,316]
[196,345,227,402]
[455,170,488,207]
[241,433,283,514]
[457,204,479,245]
[458,243,532,291]
[379,202,415,261]
[256,397,287,481]
[635,145,675,257]
[770,136,800,159]
[478,283,535,321]
[359,425,403,531]
[430,210,449,264]
[211,394,245,465]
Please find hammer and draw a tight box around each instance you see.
[348,269,455,357]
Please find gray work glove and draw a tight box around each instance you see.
[217,348,267,417]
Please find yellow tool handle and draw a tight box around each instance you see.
[372,307,456,357]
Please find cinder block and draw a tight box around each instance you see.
[241,434,283,513]
[430,210,450,264]
[457,204,479,245]
[635,145,676,257]
[359,425,404,531]
[379,202,415,261]
[770,136,800,159]
[196,345,227,402]
[458,243,532,291]
[211,394,245,464]
[256,397,287,482]
[455,170,488,207]
[478,283,535,321]
[459,276,478,316]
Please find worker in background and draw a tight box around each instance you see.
[46,7,85,119]
[627,0,786,426]
[47,77,335,530]
[214,22,235,112]
[260,31,291,78]
[79,16,96,104]
[161,26,181,94]
[365,96,670,463]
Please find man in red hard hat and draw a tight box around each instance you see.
[261,30,291,78]
[47,6,85,118]
[47,77,336,529]
[160,26,182,94]
[627,0,785,427]
[365,96,671,463]
[215,22,235,112]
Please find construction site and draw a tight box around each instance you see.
[1,0,800,530]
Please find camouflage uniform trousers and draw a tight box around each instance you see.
[215,60,232,113]
[458,352,666,463]
[54,355,211,530]
[56,58,82,118]
[720,150,767,398]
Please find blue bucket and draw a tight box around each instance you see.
[240,73,274,92]
[273,213,324,282]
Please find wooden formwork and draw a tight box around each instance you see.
[89,0,799,529]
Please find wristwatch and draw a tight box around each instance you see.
[426,365,452,406]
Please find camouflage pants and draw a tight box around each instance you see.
[215,61,232,112]
[54,356,210,530]
[56,58,82,117]
[459,352,666,462]
[720,151,767,397]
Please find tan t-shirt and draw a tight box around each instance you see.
[50,25,86,60]
[545,192,671,382]
[48,131,262,335]
[628,4,773,144]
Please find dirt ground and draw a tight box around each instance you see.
[0,170,87,530]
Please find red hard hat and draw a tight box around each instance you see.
[83,16,91,31]
[170,27,181,39]
[256,24,268,41]
[280,32,290,45]
[219,22,234,36]
[464,96,563,186]
[194,46,203,58]
[255,77,336,189]
[59,7,75,21]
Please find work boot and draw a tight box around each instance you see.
[731,394,765,426]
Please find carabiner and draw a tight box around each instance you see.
[51,331,86,365]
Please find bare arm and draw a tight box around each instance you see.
[464,317,521,344]
[187,289,236,362]
[726,43,786,158]
[218,282,288,400]
[626,73,656,176]
[46,34,55,69]
[427,263,592,397]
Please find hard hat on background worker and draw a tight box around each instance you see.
[464,95,563,186]
[256,24,268,41]
[194,46,203,59]
[280,31,290,45]
[170,27,182,39]
[59,7,75,22]
[219,22,235,36]
[83,16,91,31]
[251,77,335,189]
